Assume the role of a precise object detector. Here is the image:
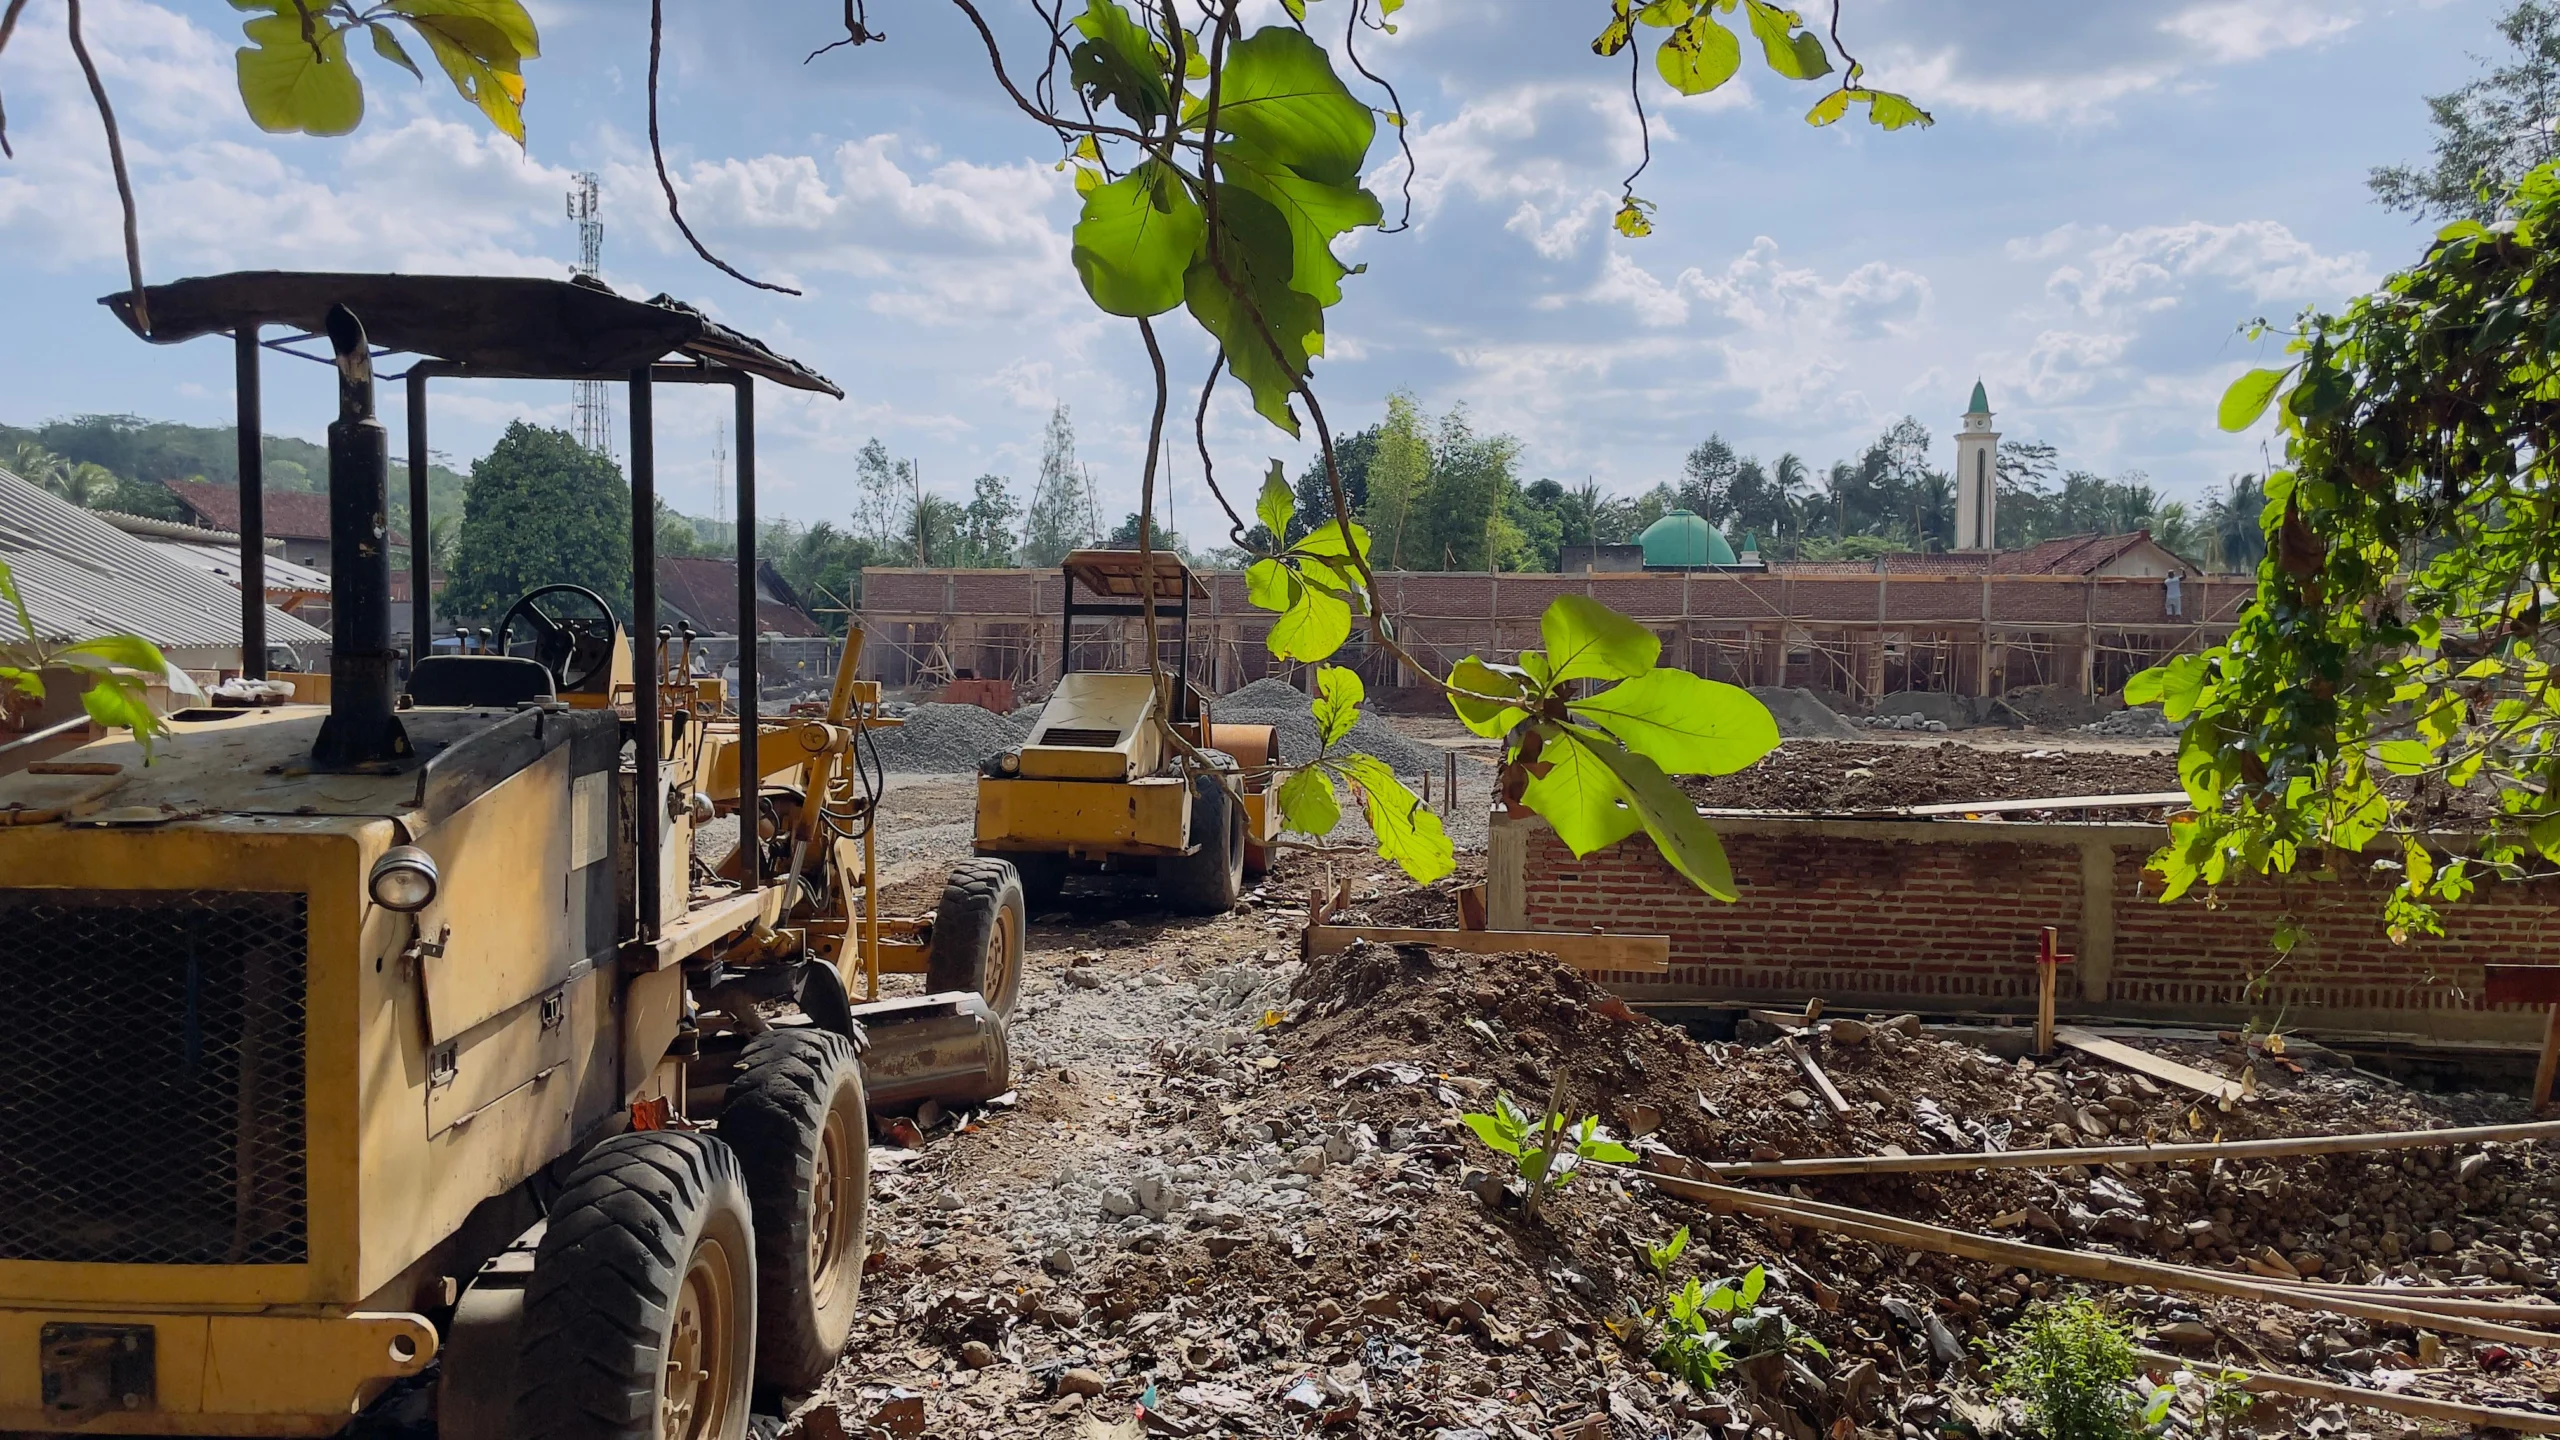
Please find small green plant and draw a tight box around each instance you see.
[1458,1089,1636,1221]
[1992,1297,2144,1440]
[0,558,168,758]
[1650,1262,1829,1389]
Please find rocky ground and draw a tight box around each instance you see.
[772,725,2560,1440]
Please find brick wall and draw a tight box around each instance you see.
[1494,812,2560,1043]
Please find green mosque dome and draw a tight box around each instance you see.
[1637,508,1737,568]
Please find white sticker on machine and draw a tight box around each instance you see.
[571,770,610,869]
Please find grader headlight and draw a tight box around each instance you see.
[370,845,440,911]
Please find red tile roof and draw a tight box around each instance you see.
[163,480,337,541]
[657,555,824,637]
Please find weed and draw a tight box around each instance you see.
[1992,1297,2145,1440]
[1458,1087,1636,1221]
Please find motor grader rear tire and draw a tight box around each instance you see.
[721,1030,869,1394]
[926,858,1026,1016]
[514,1131,756,1440]
[1159,765,1244,916]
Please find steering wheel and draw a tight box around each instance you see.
[496,583,619,692]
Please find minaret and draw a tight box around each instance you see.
[1954,379,1999,551]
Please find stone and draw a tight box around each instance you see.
[1829,1018,1873,1045]
[1288,1146,1328,1177]
[1099,1190,1140,1219]
[958,1340,996,1369]
[1042,1246,1078,1278]
[1885,1013,1925,1035]
[2459,1152,2492,1184]
[1781,1090,1815,1112]
[2429,1229,2457,1254]
[2157,1320,2216,1347]
[1058,1367,1108,1398]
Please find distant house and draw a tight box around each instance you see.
[163,480,338,573]
[656,555,825,637]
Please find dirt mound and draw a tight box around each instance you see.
[866,702,1033,772]
[1998,682,2105,729]
[1747,685,1863,739]
[1685,739,2180,813]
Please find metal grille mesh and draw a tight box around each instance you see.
[1037,727,1120,748]
[0,889,309,1266]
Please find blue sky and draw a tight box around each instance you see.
[0,0,2496,544]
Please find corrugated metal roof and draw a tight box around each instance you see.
[0,466,328,649]
[145,538,333,596]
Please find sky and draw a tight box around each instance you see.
[0,0,2502,547]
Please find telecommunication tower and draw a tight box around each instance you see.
[566,172,615,461]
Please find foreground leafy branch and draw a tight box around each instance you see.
[0,559,169,757]
[2140,158,2560,935]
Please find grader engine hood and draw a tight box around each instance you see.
[1017,673,1162,782]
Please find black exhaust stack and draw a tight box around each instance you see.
[311,304,411,770]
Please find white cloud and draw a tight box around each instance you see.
[2160,0,2359,62]
[2044,219,2373,318]
[1572,238,1930,341]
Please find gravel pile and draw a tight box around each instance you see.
[1857,712,1951,733]
[1748,685,1864,739]
[864,702,1035,772]
[1213,676,1438,774]
[2081,705,2181,738]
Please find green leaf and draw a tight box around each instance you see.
[1186,181,1324,436]
[78,677,162,760]
[1067,0,1174,125]
[1276,762,1342,836]
[1340,752,1455,884]
[1211,27,1376,188]
[1461,1111,1523,1157]
[1312,664,1364,747]
[1592,14,1634,55]
[1523,729,1642,856]
[2153,652,2212,721]
[1266,575,1351,661]
[1614,196,1655,238]
[1570,669,1777,776]
[401,6,530,144]
[1805,86,1934,130]
[2375,738,2434,776]
[1541,593,1659,684]
[1580,1138,1638,1164]
[367,22,425,80]
[1255,460,1295,539]
[1635,0,1694,24]
[1572,729,1738,899]
[1245,556,1297,614]
[0,558,32,644]
[59,634,167,674]
[1655,12,1740,95]
[1072,159,1206,318]
[1293,516,1371,564]
[236,12,365,137]
[385,0,538,61]
[1447,655,1530,738]
[1739,1265,1766,1305]
[1212,136,1383,308]
[2121,665,2168,706]
[2218,367,2289,432]
[1742,0,1830,80]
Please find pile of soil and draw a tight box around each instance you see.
[1683,741,2180,813]
[1747,686,1863,740]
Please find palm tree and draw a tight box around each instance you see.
[2204,473,2269,573]
[57,462,121,509]
[6,441,67,493]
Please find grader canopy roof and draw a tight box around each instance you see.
[102,271,841,396]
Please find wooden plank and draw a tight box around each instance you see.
[2130,1350,2560,1434]
[2056,1024,2244,1104]
[1782,1037,1852,1115]
[1637,1167,2560,1349]
[1303,925,1670,974]
[1900,791,2188,817]
[2485,964,2560,1006]
[1693,1116,2560,1180]
[2540,1004,2560,1115]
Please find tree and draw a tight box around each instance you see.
[761,519,879,631]
[1022,405,1095,568]
[2158,158,2560,935]
[1291,424,1376,543]
[2202,474,2269,573]
[907,493,969,566]
[2371,2,2560,222]
[443,422,632,622]
[1411,406,1520,572]
[1106,509,1188,559]
[959,474,1022,568]
[1360,393,1431,568]
[852,439,915,551]
[1678,434,1742,526]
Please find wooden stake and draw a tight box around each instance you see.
[2131,1349,2560,1433]
[1634,1166,2560,1349]
[2483,965,2560,1112]
[1783,1036,1852,1116]
[1692,1116,2560,1181]
[2539,1004,2560,1114]
[2034,926,2070,1058]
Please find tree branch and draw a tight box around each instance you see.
[650,0,802,295]
[1342,0,1415,233]
[804,0,883,62]
[0,0,30,157]
[64,0,146,337]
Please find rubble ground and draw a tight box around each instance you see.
[787,714,2560,1439]
[802,912,2560,1439]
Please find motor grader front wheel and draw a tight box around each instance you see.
[721,1029,869,1394]
[926,858,1026,1016]
[513,1132,757,1440]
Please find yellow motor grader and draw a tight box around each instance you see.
[0,273,1018,1440]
